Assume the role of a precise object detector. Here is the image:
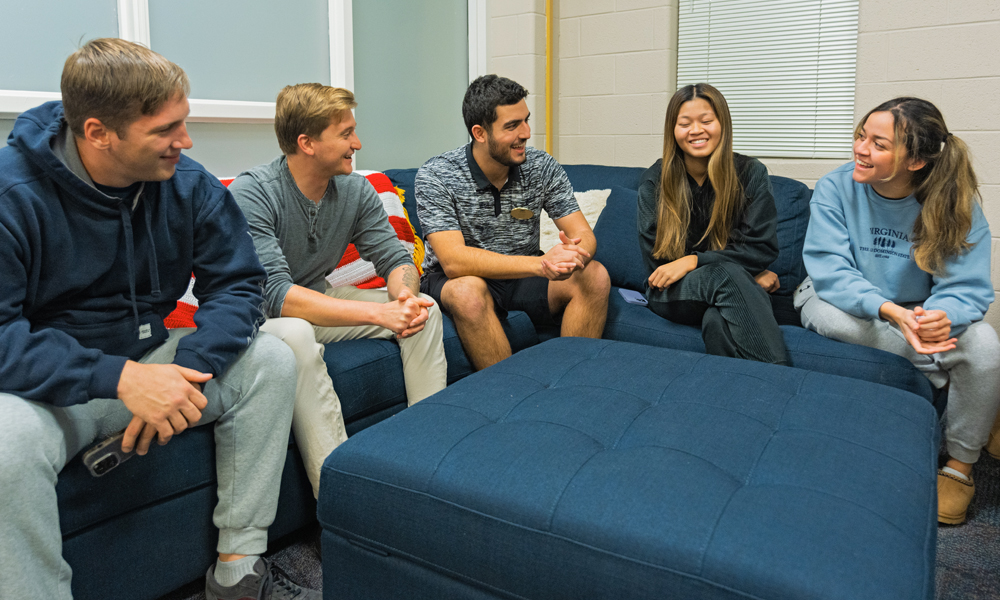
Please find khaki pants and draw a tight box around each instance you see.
[261,285,447,497]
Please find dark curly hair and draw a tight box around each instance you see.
[462,75,528,137]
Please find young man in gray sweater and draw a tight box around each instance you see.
[230,84,446,497]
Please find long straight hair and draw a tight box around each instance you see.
[857,98,979,274]
[652,83,742,261]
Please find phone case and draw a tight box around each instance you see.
[618,288,648,306]
[82,432,135,477]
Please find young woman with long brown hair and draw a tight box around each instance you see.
[795,97,1000,525]
[637,83,787,364]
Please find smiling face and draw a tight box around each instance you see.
[312,111,362,177]
[484,99,531,168]
[105,93,192,185]
[673,97,723,167]
[853,111,902,186]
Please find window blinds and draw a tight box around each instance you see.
[677,0,859,159]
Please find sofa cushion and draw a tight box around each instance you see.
[321,310,540,423]
[323,338,410,422]
[60,435,314,600]
[766,175,811,297]
[603,287,935,401]
[438,310,539,383]
[592,186,648,291]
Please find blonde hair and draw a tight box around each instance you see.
[275,84,357,155]
[61,38,189,138]
[856,98,980,274]
[653,83,742,261]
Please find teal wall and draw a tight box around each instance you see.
[149,0,330,102]
[0,0,118,92]
[353,0,470,170]
[184,122,280,178]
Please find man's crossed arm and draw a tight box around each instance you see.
[427,210,595,282]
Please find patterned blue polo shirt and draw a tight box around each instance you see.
[414,143,579,273]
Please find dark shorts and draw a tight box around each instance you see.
[420,269,558,328]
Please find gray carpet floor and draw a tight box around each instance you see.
[937,452,1000,599]
[160,455,1000,600]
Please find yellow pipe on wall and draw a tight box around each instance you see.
[545,0,553,155]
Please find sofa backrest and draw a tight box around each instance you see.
[767,175,812,297]
[386,164,812,299]
[583,171,812,298]
[561,164,646,192]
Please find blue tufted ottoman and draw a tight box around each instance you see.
[318,338,939,600]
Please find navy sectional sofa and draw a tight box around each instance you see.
[58,163,938,600]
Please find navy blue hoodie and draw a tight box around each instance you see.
[0,102,267,407]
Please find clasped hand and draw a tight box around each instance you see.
[754,270,780,293]
[648,255,698,290]
[381,288,434,338]
[118,361,212,455]
[540,231,591,280]
[881,302,956,355]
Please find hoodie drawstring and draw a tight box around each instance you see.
[143,192,161,299]
[118,183,158,335]
[119,203,140,332]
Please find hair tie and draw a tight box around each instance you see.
[940,132,951,151]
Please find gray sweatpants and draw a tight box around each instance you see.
[795,277,1000,464]
[0,329,297,600]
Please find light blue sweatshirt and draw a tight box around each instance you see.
[803,162,993,335]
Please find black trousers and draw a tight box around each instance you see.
[646,261,788,365]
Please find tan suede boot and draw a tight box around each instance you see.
[938,469,975,525]
[985,411,1000,460]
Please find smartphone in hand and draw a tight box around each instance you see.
[82,431,135,477]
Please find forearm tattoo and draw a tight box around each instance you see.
[401,265,420,293]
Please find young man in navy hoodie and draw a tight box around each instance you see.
[0,39,318,600]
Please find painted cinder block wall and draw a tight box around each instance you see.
[489,0,549,152]
[488,0,1000,332]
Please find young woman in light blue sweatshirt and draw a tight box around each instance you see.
[795,97,1000,525]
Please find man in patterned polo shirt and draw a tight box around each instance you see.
[416,75,610,371]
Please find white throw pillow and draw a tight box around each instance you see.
[539,188,612,252]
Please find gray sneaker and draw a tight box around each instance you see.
[205,557,321,600]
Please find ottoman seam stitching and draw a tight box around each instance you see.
[696,485,741,578]
[423,422,493,487]
[653,399,781,430]
[548,354,600,390]
[779,428,927,476]
[757,484,925,546]
[544,450,602,531]
[322,515,770,600]
[798,371,931,426]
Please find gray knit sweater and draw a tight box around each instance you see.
[230,156,412,317]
